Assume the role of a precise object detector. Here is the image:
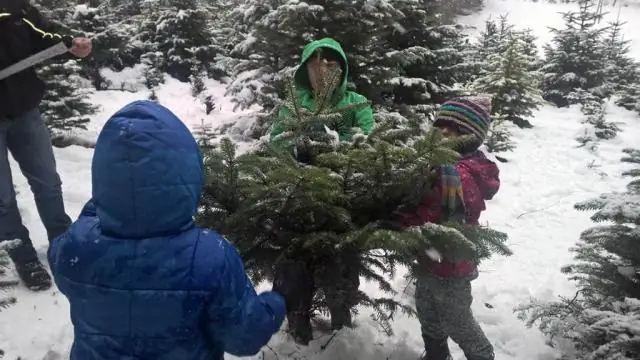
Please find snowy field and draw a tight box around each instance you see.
[2,0,640,359]
[459,0,640,60]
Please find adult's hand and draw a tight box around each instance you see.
[69,37,92,58]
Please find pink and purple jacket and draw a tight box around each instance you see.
[397,151,500,278]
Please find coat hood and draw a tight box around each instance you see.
[293,37,349,102]
[91,100,203,238]
[458,151,500,201]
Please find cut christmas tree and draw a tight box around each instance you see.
[197,68,511,344]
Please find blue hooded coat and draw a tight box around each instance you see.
[48,100,285,360]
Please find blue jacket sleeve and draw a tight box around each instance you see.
[48,199,96,272]
[207,242,286,356]
[79,199,97,218]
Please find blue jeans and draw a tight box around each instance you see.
[0,109,71,266]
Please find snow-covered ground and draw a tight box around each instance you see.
[85,66,260,144]
[2,0,640,359]
[459,0,640,60]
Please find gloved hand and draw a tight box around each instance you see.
[375,220,403,231]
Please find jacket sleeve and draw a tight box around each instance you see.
[78,199,97,218]
[354,102,374,135]
[456,163,492,223]
[207,242,286,356]
[269,106,290,140]
[22,2,73,53]
[396,175,443,227]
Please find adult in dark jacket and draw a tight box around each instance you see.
[48,100,286,360]
[0,0,91,291]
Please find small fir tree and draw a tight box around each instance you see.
[0,240,20,311]
[541,0,609,107]
[34,0,74,24]
[141,51,165,92]
[484,113,515,160]
[38,60,98,145]
[604,14,640,114]
[472,16,543,129]
[435,0,485,20]
[475,15,512,57]
[135,0,224,82]
[189,65,207,97]
[70,4,140,90]
[31,0,98,143]
[517,28,543,72]
[568,89,621,141]
[517,148,640,360]
[602,17,638,92]
[616,83,640,115]
[192,118,217,150]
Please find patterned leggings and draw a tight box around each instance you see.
[415,274,494,360]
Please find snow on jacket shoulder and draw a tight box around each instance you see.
[47,100,285,360]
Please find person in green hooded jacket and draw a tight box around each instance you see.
[269,37,374,141]
[269,38,372,345]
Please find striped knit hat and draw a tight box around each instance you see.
[434,96,492,143]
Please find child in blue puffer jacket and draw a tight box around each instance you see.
[48,100,286,360]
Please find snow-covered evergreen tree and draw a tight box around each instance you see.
[225,0,472,137]
[70,4,141,90]
[192,117,218,150]
[190,66,207,98]
[436,0,485,19]
[541,0,609,107]
[0,238,20,358]
[616,83,640,115]
[484,113,515,159]
[141,51,166,94]
[517,28,544,72]
[34,0,74,24]
[602,16,638,95]
[603,15,640,114]
[568,89,621,143]
[390,0,474,110]
[0,239,20,311]
[30,1,98,144]
[135,0,225,82]
[517,148,640,359]
[38,60,99,144]
[472,16,543,129]
[472,15,510,60]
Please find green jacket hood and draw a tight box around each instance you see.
[294,37,348,100]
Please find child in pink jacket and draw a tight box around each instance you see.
[388,96,500,360]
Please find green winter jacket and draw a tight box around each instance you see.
[270,38,374,141]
